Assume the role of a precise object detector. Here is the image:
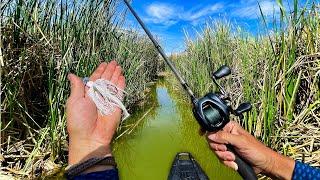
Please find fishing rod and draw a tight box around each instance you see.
[123,0,257,179]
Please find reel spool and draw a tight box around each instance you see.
[192,65,252,132]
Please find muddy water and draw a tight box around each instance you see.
[113,80,240,180]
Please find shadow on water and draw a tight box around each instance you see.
[113,78,240,180]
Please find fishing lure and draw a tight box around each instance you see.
[83,77,130,120]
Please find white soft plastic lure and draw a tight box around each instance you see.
[83,78,130,120]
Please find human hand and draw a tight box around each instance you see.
[207,121,295,180]
[66,61,125,165]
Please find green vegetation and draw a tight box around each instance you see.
[1,0,319,178]
[1,0,158,177]
[172,0,319,167]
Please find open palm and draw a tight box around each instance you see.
[66,61,125,164]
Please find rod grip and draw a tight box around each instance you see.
[226,145,257,180]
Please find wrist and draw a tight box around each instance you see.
[265,151,295,180]
[68,138,112,165]
[65,155,117,177]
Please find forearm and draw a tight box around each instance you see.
[265,151,295,180]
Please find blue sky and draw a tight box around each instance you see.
[122,0,311,54]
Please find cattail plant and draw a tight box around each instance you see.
[1,0,158,177]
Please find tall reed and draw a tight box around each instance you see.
[1,0,158,177]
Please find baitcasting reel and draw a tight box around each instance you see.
[192,66,257,180]
[192,65,252,132]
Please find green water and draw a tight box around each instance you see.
[113,80,240,180]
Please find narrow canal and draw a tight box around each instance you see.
[113,79,240,180]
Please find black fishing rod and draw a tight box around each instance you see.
[123,0,257,179]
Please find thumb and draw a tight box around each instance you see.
[68,73,85,99]
[208,131,244,148]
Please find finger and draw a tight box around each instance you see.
[101,60,117,80]
[117,75,126,90]
[209,142,227,151]
[222,121,236,132]
[215,150,235,161]
[223,161,238,171]
[89,62,108,81]
[110,65,122,84]
[68,73,85,99]
[225,121,247,135]
[207,131,243,147]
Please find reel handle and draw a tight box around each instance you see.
[226,145,257,180]
[213,65,231,79]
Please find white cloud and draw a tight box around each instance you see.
[144,2,224,26]
[184,4,224,21]
[144,3,180,26]
[146,3,175,19]
[233,0,279,19]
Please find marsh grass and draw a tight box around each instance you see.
[1,0,320,178]
[1,0,159,177]
[172,1,319,167]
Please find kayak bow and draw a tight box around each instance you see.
[168,152,209,180]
